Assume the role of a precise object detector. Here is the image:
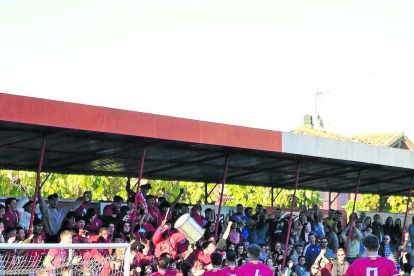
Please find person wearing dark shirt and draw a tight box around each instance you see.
[268,207,288,247]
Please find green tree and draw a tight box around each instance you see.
[0,170,324,209]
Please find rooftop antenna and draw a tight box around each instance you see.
[314,89,329,130]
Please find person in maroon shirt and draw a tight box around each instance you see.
[74,191,92,216]
[126,177,152,199]
[3,197,20,230]
[152,256,175,276]
[84,208,103,234]
[103,196,124,219]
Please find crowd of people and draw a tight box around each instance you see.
[0,179,411,275]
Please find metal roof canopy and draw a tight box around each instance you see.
[1,93,413,196]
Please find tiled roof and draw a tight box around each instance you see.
[292,126,352,141]
[292,127,414,151]
[351,132,404,147]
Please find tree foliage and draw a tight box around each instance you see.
[0,170,321,208]
[345,193,412,215]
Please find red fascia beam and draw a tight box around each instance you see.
[0,93,283,153]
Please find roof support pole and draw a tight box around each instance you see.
[329,192,332,209]
[28,138,46,236]
[272,188,284,204]
[401,176,413,244]
[131,150,146,232]
[214,156,229,240]
[329,193,341,208]
[204,182,208,205]
[207,183,219,200]
[379,195,383,212]
[345,171,361,255]
[271,188,274,207]
[282,164,301,271]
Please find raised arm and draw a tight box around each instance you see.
[170,188,184,209]
[126,177,136,198]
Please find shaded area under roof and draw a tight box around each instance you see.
[1,93,413,196]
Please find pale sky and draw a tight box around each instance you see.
[1,1,414,139]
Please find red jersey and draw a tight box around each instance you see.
[221,266,241,276]
[3,209,20,230]
[238,262,274,276]
[344,256,399,276]
[203,268,227,276]
[74,202,89,216]
[152,228,185,258]
[151,271,175,276]
[103,203,120,217]
[85,218,103,234]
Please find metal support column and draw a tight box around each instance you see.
[131,150,146,232]
[271,188,274,207]
[282,165,301,270]
[401,176,413,244]
[214,156,229,240]
[204,182,208,205]
[28,138,46,235]
[345,171,361,255]
[329,192,332,209]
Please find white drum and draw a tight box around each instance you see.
[174,214,205,244]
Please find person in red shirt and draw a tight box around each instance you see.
[74,191,92,216]
[3,197,20,230]
[139,212,156,239]
[116,221,132,242]
[203,252,226,276]
[345,235,399,276]
[85,208,103,234]
[152,219,186,258]
[152,256,175,276]
[239,244,274,276]
[221,250,241,275]
[159,201,172,223]
[103,196,124,219]
[43,230,82,272]
[146,195,161,227]
[193,241,216,266]
[93,227,111,256]
[135,239,156,268]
